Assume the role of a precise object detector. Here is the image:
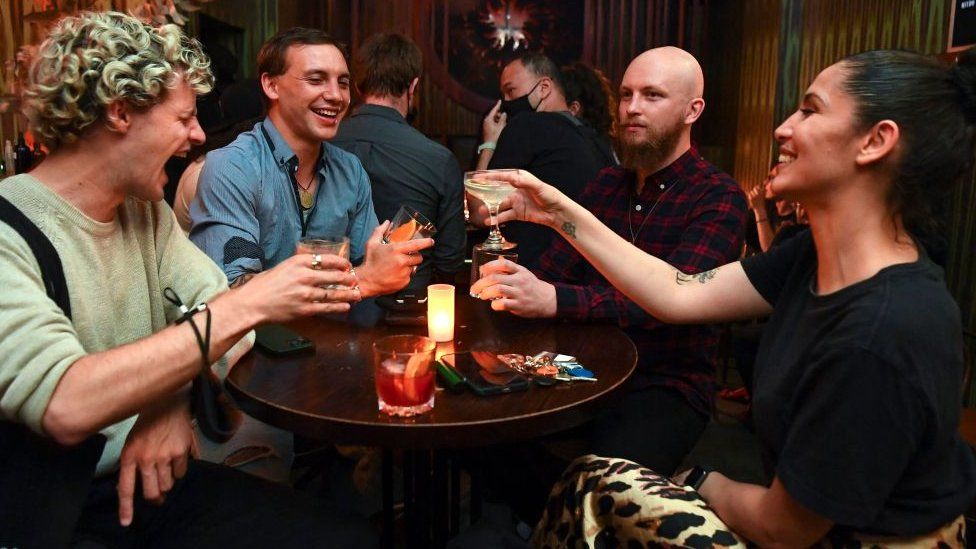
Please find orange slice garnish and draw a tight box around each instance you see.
[387,219,419,243]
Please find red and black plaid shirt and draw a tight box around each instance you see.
[534,149,748,416]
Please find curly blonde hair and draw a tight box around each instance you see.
[23,11,213,150]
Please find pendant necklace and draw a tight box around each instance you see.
[628,178,678,243]
[297,171,316,210]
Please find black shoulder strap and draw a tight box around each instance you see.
[0,194,72,318]
[0,194,103,548]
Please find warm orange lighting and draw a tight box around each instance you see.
[427,284,455,342]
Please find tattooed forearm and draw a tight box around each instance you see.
[561,220,578,240]
[675,269,717,285]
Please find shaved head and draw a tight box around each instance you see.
[617,46,706,175]
[627,46,704,100]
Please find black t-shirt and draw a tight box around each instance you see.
[741,231,976,536]
[489,111,613,270]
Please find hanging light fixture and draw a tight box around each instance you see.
[484,1,531,51]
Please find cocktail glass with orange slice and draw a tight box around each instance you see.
[373,334,437,417]
[382,205,436,244]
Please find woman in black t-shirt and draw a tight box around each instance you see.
[476,48,976,546]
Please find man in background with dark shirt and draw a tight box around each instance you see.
[333,33,465,299]
[473,46,747,492]
[471,52,614,270]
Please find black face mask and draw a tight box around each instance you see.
[404,88,419,124]
[500,80,541,118]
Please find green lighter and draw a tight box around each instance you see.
[435,359,467,393]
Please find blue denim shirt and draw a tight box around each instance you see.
[189,118,378,283]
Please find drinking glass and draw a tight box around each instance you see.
[373,334,437,417]
[296,236,350,289]
[464,169,517,251]
[382,205,437,244]
[470,248,518,286]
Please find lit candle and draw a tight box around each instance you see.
[427,284,455,342]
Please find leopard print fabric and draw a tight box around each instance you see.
[532,455,967,549]
[533,455,745,548]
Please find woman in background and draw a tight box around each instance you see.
[561,62,618,165]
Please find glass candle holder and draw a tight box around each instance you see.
[427,284,455,342]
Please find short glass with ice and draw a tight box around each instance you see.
[373,334,437,417]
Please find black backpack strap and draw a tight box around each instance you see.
[0,195,72,318]
[0,194,104,548]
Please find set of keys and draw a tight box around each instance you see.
[499,351,598,382]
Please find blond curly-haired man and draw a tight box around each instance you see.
[0,11,375,547]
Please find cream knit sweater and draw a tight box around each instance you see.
[0,175,228,476]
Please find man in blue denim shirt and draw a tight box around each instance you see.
[190,27,429,295]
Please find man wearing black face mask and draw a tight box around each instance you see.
[472,52,614,270]
[333,33,466,298]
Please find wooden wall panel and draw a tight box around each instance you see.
[731,0,780,193]
[948,161,976,362]
[333,0,482,148]
[582,0,710,88]
[796,0,947,98]
[198,0,278,78]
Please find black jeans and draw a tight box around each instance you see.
[72,459,377,548]
[480,386,708,524]
[586,385,709,474]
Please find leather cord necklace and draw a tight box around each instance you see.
[297,170,316,210]
[628,178,678,243]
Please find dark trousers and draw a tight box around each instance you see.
[586,385,709,475]
[481,385,708,524]
[72,459,377,549]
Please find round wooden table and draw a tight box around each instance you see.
[226,291,636,548]
[227,292,637,448]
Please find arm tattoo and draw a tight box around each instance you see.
[675,269,717,285]
[561,220,577,240]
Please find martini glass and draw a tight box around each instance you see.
[464,169,517,251]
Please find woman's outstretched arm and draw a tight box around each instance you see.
[493,169,772,324]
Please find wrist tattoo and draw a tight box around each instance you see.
[561,220,577,240]
[676,269,717,285]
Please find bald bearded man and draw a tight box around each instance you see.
[473,47,747,495]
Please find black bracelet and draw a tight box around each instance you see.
[683,465,715,491]
[163,287,211,372]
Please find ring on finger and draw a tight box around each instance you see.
[311,253,322,269]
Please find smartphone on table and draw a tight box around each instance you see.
[438,351,529,396]
[254,324,314,356]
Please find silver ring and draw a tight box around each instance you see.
[411,265,418,274]
[311,253,322,269]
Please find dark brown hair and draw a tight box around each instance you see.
[256,27,346,105]
[561,62,616,136]
[841,48,976,237]
[353,33,422,97]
